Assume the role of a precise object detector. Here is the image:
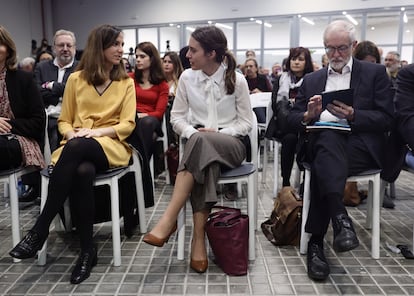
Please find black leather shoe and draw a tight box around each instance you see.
[332,213,359,252]
[70,248,98,284]
[19,186,39,203]
[9,230,46,259]
[307,241,330,281]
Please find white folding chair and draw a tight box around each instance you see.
[3,112,50,263]
[176,112,258,261]
[299,163,382,259]
[37,145,147,266]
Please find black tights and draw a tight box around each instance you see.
[33,138,109,251]
[134,116,161,161]
[280,133,298,186]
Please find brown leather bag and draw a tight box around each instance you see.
[343,181,361,206]
[261,186,302,246]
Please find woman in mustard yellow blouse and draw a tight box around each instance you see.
[10,24,136,284]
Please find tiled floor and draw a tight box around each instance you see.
[0,163,414,295]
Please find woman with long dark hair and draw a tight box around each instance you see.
[266,47,314,188]
[142,26,252,273]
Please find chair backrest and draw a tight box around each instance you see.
[43,112,51,165]
[249,92,272,109]
[249,111,258,167]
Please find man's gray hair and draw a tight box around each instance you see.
[387,51,401,62]
[323,20,356,44]
[53,29,76,45]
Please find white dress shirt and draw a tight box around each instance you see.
[171,64,252,139]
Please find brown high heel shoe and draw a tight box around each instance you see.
[143,223,177,247]
[190,258,208,273]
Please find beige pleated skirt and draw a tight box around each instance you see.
[178,132,246,212]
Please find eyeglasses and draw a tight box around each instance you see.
[55,43,74,49]
[324,44,351,54]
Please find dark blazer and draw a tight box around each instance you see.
[395,64,414,149]
[34,59,78,107]
[5,69,46,146]
[379,63,414,182]
[287,58,394,168]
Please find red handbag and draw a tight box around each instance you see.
[205,206,249,276]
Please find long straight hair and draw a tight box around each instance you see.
[77,24,128,85]
[191,26,237,94]
[134,41,166,85]
[0,26,17,70]
[163,51,184,92]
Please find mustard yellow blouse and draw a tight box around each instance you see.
[51,71,136,168]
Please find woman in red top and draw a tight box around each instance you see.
[129,42,168,162]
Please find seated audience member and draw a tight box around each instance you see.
[179,45,191,70]
[265,47,314,189]
[19,57,36,73]
[36,38,52,57]
[35,29,78,152]
[35,50,54,64]
[122,57,133,73]
[287,20,393,281]
[394,63,414,172]
[142,26,252,274]
[10,24,136,285]
[163,51,184,145]
[0,25,46,173]
[353,40,398,208]
[384,50,401,92]
[400,60,409,68]
[353,40,381,64]
[128,42,169,167]
[269,62,282,85]
[245,49,256,59]
[244,58,272,123]
[321,53,329,68]
[20,29,78,204]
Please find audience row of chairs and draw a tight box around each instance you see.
[0,95,404,267]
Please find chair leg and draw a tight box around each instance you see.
[37,174,49,266]
[371,175,381,259]
[110,177,121,267]
[247,174,256,261]
[273,142,279,197]
[389,182,396,199]
[177,206,186,260]
[9,175,21,263]
[262,139,268,184]
[300,168,311,255]
[133,168,147,234]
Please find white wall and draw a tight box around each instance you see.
[0,0,43,60]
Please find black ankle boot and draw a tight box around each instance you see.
[9,230,47,259]
[70,247,98,284]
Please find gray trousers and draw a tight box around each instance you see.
[178,132,246,212]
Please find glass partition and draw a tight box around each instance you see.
[138,28,158,46]
[160,26,181,55]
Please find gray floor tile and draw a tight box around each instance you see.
[0,167,413,295]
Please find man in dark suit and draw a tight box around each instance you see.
[34,29,78,152]
[287,20,394,281]
[395,63,414,150]
[20,29,78,202]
